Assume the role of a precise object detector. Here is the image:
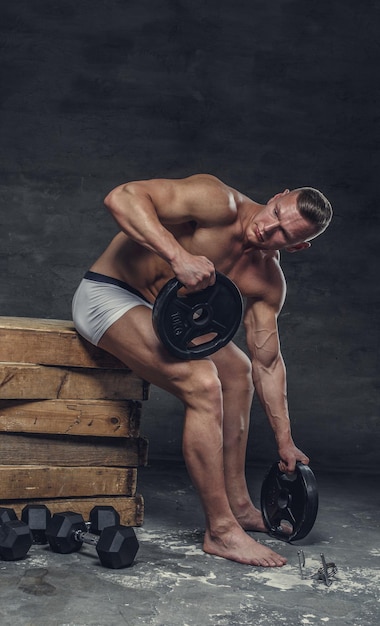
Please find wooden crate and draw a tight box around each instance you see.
[0,399,141,437]
[0,496,144,526]
[0,465,138,499]
[0,317,126,368]
[0,317,150,526]
[0,362,149,400]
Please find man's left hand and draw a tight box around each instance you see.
[277,441,309,474]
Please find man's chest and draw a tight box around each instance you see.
[184,229,278,299]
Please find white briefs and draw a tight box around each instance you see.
[72,271,153,346]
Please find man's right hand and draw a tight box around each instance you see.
[172,252,216,292]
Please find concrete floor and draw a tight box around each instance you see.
[0,461,379,626]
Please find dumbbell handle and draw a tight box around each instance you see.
[73,529,100,547]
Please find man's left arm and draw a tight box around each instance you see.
[244,297,309,472]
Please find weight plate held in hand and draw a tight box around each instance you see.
[260,461,319,542]
[152,272,243,360]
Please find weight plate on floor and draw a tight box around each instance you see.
[260,461,319,542]
[152,272,243,360]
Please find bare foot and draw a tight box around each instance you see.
[233,503,293,537]
[233,504,268,532]
[203,523,287,567]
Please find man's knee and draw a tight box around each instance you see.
[216,345,253,393]
[234,350,252,378]
[178,360,223,405]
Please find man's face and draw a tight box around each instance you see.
[250,190,317,250]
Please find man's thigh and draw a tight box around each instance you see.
[98,305,218,399]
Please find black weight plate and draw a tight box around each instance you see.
[260,461,319,542]
[152,272,243,360]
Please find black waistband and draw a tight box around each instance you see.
[84,271,151,304]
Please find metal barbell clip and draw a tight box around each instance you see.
[297,549,306,579]
[314,553,338,587]
[297,551,337,586]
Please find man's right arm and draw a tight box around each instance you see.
[104,180,185,266]
[104,176,233,289]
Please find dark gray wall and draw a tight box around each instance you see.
[1,1,379,472]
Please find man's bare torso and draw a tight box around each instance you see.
[90,176,285,308]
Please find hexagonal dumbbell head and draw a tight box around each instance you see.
[0,508,33,561]
[46,511,87,554]
[0,508,18,525]
[89,506,120,535]
[21,505,52,544]
[96,525,139,569]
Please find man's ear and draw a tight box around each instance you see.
[285,242,311,253]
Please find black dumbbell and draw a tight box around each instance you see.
[21,504,52,544]
[21,504,120,544]
[46,511,139,569]
[0,507,33,561]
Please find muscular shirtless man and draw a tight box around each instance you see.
[72,174,332,567]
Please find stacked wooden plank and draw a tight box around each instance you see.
[0,317,149,526]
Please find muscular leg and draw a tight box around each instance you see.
[210,343,267,532]
[97,306,286,567]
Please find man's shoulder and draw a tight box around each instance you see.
[183,173,226,185]
[239,251,286,312]
[182,173,243,201]
[262,252,286,308]
[174,174,241,225]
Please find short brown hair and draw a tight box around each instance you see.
[295,187,333,235]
